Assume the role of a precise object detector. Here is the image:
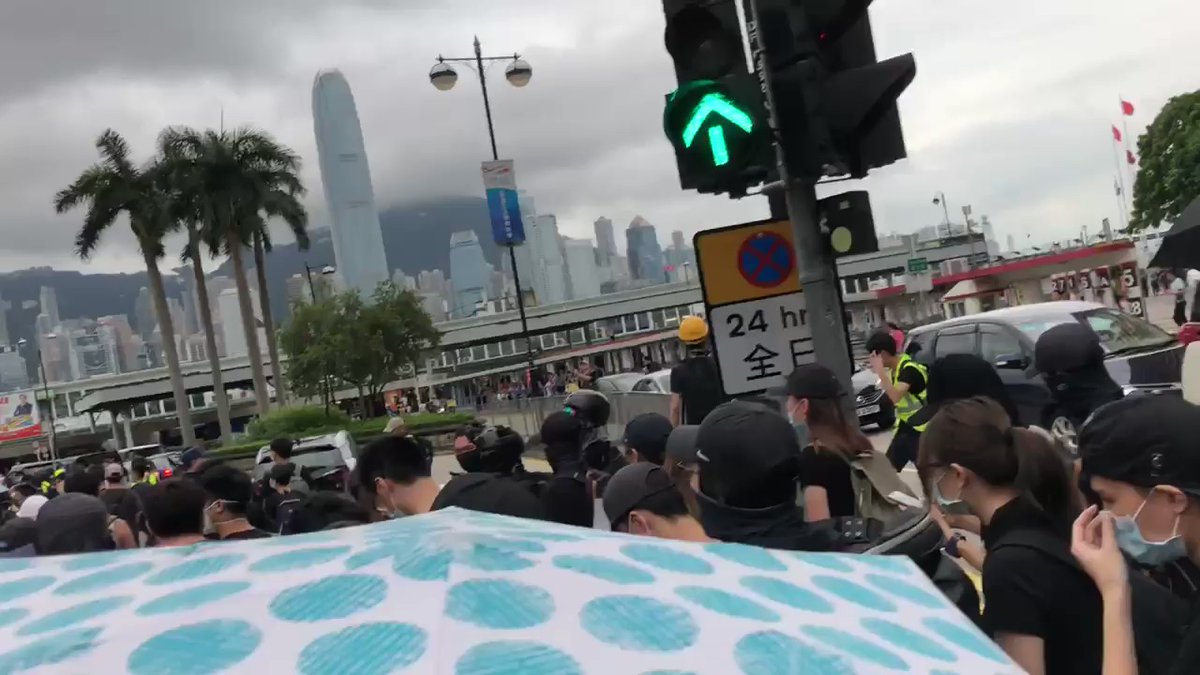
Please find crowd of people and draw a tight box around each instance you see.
[3,312,1200,673]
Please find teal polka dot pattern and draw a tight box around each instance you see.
[128,620,261,674]
[297,622,427,675]
[581,595,698,651]
[0,508,1022,674]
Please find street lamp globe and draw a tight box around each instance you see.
[505,59,532,87]
[429,62,458,91]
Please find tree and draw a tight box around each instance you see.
[54,130,197,445]
[279,282,440,414]
[157,128,234,445]
[158,127,306,416]
[251,196,310,409]
[1130,90,1200,232]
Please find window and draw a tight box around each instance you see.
[1013,307,1173,354]
[632,377,656,393]
[934,329,977,358]
[979,326,1024,364]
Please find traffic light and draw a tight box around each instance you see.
[818,191,879,257]
[661,0,772,196]
[757,0,916,180]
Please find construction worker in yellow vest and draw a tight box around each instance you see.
[866,330,928,471]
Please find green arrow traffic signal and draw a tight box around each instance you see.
[680,92,754,166]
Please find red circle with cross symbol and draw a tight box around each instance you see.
[737,231,795,288]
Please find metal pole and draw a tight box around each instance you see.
[471,37,536,377]
[37,351,57,460]
[304,262,318,303]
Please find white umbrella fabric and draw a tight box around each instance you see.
[0,508,1020,674]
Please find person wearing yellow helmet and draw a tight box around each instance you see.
[669,316,726,426]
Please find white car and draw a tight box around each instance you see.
[254,431,357,482]
[631,369,673,394]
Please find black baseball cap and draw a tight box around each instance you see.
[431,474,546,520]
[1079,395,1200,493]
[783,363,844,399]
[602,463,676,528]
[622,413,673,464]
[665,425,700,466]
[695,400,801,506]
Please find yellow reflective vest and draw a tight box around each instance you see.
[891,354,929,431]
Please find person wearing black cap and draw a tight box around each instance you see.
[664,425,700,515]
[180,447,208,475]
[1072,395,1200,675]
[622,413,673,466]
[603,463,710,542]
[535,411,595,527]
[785,363,876,520]
[693,400,842,551]
[1034,322,1123,448]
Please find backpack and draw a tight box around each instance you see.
[994,528,1188,675]
[842,447,922,527]
[276,497,303,535]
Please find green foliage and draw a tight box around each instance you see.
[245,406,350,440]
[1130,90,1200,232]
[279,281,441,402]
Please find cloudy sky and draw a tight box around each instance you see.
[1,0,1195,273]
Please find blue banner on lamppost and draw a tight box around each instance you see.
[481,159,526,245]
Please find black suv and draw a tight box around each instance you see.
[905,301,1182,438]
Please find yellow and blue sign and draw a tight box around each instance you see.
[694,219,801,307]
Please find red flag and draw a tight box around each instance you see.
[1111,125,1122,142]
[1127,150,1137,165]
[1121,99,1135,116]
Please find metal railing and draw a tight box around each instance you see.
[475,392,671,440]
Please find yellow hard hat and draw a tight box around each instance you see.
[678,315,709,344]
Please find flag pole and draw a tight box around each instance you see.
[1119,96,1136,209]
[1111,130,1129,230]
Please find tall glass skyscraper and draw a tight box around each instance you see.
[626,216,665,282]
[312,69,390,296]
[448,231,489,318]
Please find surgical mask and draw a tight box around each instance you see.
[202,502,217,536]
[1111,497,1188,566]
[931,471,972,515]
[787,402,810,447]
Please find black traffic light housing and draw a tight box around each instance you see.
[818,190,879,257]
[661,0,773,196]
[757,0,916,180]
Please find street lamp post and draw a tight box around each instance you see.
[303,262,337,414]
[18,335,58,460]
[431,37,537,378]
[933,192,979,270]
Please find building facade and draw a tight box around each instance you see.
[449,231,490,318]
[594,217,617,266]
[312,68,391,296]
[562,237,602,300]
[626,216,665,282]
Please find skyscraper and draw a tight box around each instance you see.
[594,217,617,267]
[218,287,264,358]
[39,286,60,330]
[134,287,156,341]
[562,237,602,300]
[626,216,666,282]
[312,69,390,296]
[448,231,489,318]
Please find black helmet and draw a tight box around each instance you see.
[563,390,611,429]
[457,425,525,474]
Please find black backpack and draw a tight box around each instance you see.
[994,528,1188,675]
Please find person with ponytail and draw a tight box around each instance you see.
[918,396,1099,675]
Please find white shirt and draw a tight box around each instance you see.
[15,495,47,519]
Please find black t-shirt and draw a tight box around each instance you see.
[220,527,273,540]
[670,356,724,425]
[1171,604,1200,675]
[797,446,855,518]
[896,361,926,398]
[981,498,1102,675]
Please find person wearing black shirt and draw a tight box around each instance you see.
[784,364,877,520]
[196,463,272,540]
[866,331,929,471]
[919,397,1097,675]
[669,316,724,427]
[1071,395,1200,675]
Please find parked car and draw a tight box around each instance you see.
[632,370,672,394]
[594,373,645,394]
[254,431,357,491]
[851,366,896,429]
[905,301,1182,442]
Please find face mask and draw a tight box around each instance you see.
[931,471,972,515]
[1111,496,1188,566]
[375,479,403,519]
[787,402,811,446]
[456,450,483,473]
[202,502,218,535]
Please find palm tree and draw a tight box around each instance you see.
[157,129,234,445]
[54,130,197,446]
[158,127,307,416]
[252,209,310,408]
